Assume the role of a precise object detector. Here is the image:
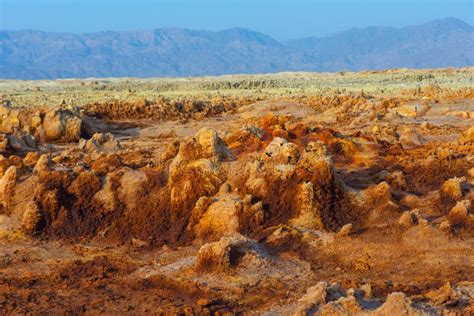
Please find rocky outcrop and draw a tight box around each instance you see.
[262,137,300,164]
[460,126,474,143]
[92,172,119,214]
[0,132,36,153]
[42,109,82,142]
[117,169,148,212]
[240,139,348,231]
[397,126,426,146]
[168,128,233,225]
[21,202,43,234]
[195,233,267,272]
[439,177,467,211]
[190,184,265,242]
[0,166,17,211]
[293,282,328,315]
[78,133,121,154]
[192,191,242,242]
[0,105,83,143]
[398,209,428,227]
[374,292,419,315]
[291,282,471,315]
[448,200,472,226]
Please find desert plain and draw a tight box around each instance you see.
[0,68,473,314]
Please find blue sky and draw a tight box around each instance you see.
[1,0,473,40]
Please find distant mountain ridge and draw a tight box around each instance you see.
[1,18,473,79]
[286,18,474,70]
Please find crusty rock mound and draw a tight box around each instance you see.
[0,104,84,143]
[292,281,474,315]
[83,96,257,121]
[195,233,268,272]
[0,132,36,153]
[79,132,121,154]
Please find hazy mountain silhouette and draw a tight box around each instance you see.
[1,18,472,79]
[286,18,474,71]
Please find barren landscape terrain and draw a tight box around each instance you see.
[0,68,473,314]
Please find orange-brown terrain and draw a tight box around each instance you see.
[0,69,473,314]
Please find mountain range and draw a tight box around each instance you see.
[1,18,473,79]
